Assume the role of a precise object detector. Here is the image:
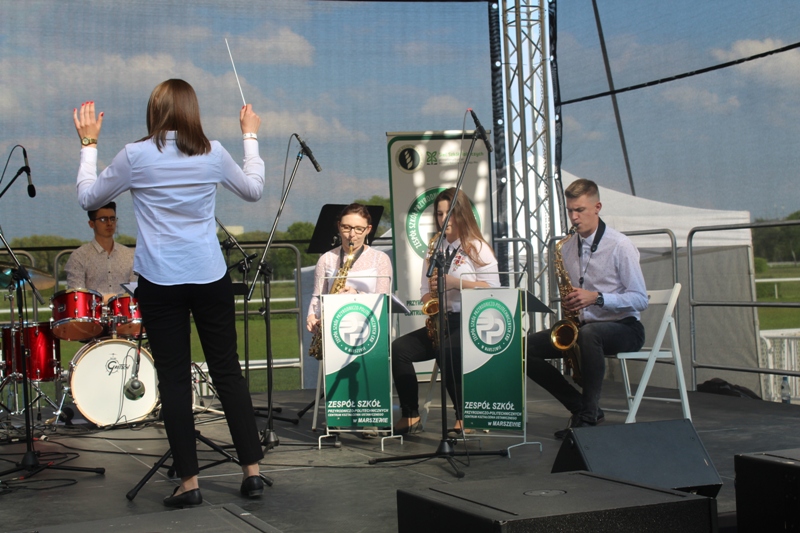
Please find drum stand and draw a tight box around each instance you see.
[125,429,273,501]
[0,265,104,480]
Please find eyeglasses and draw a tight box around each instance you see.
[340,224,368,235]
[92,216,118,224]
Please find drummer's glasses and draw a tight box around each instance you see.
[340,224,368,235]
[92,216,118,224]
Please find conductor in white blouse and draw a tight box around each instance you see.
[73,80,266,508]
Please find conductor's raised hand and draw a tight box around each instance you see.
[240,104,261,136]
[73,101,103,146]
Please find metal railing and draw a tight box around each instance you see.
[755,277,800,299]
[6,242,307,387]
[688,219,800,388]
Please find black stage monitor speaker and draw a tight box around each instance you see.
[552,419,722,498]
[397,471,717,533]
[734,447,800,532]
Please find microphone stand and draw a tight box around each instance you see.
[217,217,294,431]
[217,217,255,387]
[0,227,104,479]
[369,129,506,477]
[247,142,312,449]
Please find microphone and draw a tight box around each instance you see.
[295,135,322,172]
[124,377,145,401]
[22,147,35,197]
[468,109,493,153]
[124,337,145,401]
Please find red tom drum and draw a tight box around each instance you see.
[50,289,104,341]
[1,322,61,381]
[106,294,145,338]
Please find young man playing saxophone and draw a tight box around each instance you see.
[527,178,648,439]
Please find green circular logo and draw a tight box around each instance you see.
[330,303,380,356]
[468,299,515,355]
[404,187,482,259]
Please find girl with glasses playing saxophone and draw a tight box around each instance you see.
[306,204,393,348]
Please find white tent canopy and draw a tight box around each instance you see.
[561,170,752,249]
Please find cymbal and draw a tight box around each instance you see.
[0,263,56,291]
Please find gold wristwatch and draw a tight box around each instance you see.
[81,137,97,146]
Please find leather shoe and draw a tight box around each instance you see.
[447,426,475,438]
[554,410,605,440]
[240,475,265,499]
[163,487,202,508]
[393,416,421,436]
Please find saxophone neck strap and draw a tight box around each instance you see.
[339,244,365,268]
[577,219,606,287]
[576,218,606,253]
[444,245,460,274]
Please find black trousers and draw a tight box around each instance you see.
[526,318,645,423]
[392,314,463,419]
[137,272,263,477]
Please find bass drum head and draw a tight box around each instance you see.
[69,338,158,427]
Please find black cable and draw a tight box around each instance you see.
[560,39,800,106]
[0,144,25,188]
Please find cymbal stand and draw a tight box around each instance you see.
[0,253,103,479]
[369,130,506,477]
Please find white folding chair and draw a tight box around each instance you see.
[610,283,691,424]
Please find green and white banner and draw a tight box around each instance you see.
[461,288,525,431]
[386,131,492,339]
[322,293,392,428]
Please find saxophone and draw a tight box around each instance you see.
[421,233,441,350]
[308,242,357,360]
[550,226,583,386]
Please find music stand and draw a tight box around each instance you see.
[297,204,383,422]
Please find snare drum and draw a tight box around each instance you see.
[69,338,158,427]
[106,294,145,338]
[50,289,104,341]
[1,322,61,381]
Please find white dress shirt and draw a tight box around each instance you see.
[76,133,264,285]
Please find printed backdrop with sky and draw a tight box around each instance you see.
[0,0,798,244]
[0,0,492,241]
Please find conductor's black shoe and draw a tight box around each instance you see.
[240,475,265,499]
[554,410,605,440]
[163,487,202,508]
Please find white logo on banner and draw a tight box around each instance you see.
[476,309,506,344]
[339,314,371,346]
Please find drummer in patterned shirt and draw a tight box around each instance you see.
[64,201,137,303]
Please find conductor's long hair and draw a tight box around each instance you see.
[140,79,211,157]
[434,187,493,267]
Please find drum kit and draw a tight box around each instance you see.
[1,277,159,428]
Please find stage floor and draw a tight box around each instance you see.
[1,379,798,532]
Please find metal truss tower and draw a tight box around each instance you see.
[497,0,560,325]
